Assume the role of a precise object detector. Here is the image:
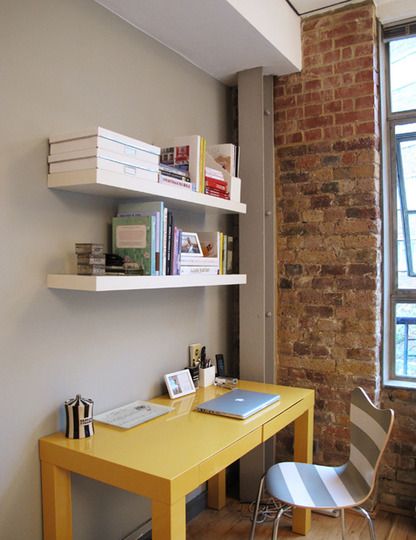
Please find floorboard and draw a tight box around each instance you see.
[187,498,416,539]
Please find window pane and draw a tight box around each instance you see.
[396,125,416,288]
[390,36,416,112]
[395,303,416,377]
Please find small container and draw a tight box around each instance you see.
[199,365,216,388]
[65,394,94,439]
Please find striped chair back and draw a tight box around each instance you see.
[348,387,394,494]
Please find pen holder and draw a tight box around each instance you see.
[199,365,216,388]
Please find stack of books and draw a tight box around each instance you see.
[48,127,161,183]
[179,231,234,275]
[75,243,105,275]
[204,166,230,200]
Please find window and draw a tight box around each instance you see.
[384,26,416,386]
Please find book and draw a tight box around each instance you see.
[77,255,105,265]
[117,201,165,276]
[75,243,104,255]
[205,186,230,199]
[205,166,224,181]
[179,256,219,267]
[205,178,228,192]
[49,156,159,183]
[77,264,105,275]
[226,235,234,274]
[159,163,191,183]
[165,210,174,275]
[179,266,219,275]
[49,127,160,158]
[49,147,160,169]
[159,174,192,190]
[173,135,206,192]
[171,227,182,275]
[112,216,155,276]
[180,231,221,271]
[207,143,238,177]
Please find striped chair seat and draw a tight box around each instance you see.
[266,462,369,509]
[249,388,394,540]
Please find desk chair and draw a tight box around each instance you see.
[249,387,394,540]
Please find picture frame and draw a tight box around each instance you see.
[180,232,203,257]
[164,369,196,399]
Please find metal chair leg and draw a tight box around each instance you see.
[340,508,346,540]
[249,475,265,540]
[354,506,376,540]
[272,505,290,540]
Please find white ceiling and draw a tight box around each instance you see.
[94,0,416,85]
[95,0,301,85]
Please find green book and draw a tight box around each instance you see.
[112,216,155,276]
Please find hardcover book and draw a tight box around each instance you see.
[112,215,155,276]
[49,127,160,157]
[117,201,164,275]
[207,143,238,176]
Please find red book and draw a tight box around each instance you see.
[205,177,228,192]
[205,187,230,199]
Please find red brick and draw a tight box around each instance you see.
[304,128,323,142]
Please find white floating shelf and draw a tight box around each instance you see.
[47,273,247,292]
[48,169,247,215]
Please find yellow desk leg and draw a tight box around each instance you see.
[152,497,186,540]
[207,469,226,510]
[41,461,72,540]
[292,405,314,535]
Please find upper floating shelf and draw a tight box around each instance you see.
[48,169,247,215]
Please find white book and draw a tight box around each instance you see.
[49,138,160,166]
[49,156,158,183]
[159,174,192,190]
[180,256,219,267]
[207,143,237,176]
[180,266,219,275]
[49,148,160,169]
[173,135,205,192]
[49,127,160,156]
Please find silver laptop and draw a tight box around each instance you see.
[196,389,280,419]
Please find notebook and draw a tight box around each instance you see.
[196,389,280,419]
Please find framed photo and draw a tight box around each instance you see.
[181,232,203,257]
[164,369,196,399]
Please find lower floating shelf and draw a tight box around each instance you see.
[47,273,247,292]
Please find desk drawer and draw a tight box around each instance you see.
[199,428,261,483]
[263,399,306,441]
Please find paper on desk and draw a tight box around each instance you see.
[94,400,173,429]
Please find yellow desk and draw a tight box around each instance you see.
[39,381,314,540]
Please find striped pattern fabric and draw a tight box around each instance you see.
[265,388,394,510]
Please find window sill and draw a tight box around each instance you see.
[383,378,416,390]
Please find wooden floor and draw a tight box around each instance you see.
[187,498,415,539]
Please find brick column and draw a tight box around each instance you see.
[275,1,381,465]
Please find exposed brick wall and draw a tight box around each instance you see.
[273,1,415,513]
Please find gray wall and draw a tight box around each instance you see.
[0,1,230,538]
